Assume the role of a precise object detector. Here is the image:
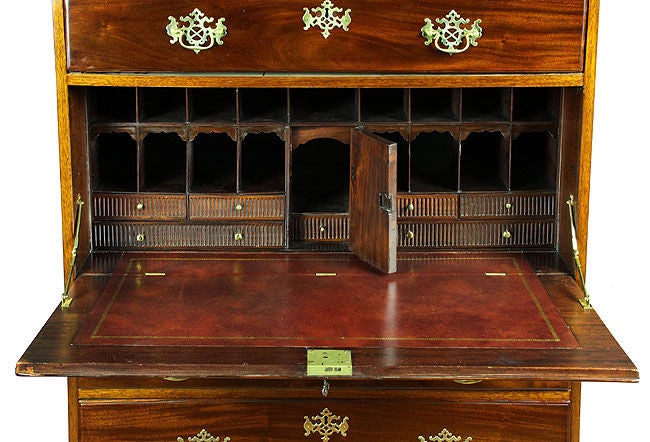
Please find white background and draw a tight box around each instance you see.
[1,1,647,439]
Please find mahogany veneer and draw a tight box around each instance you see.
[17,0,637,440]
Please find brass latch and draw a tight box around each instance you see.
[307,349,352,376]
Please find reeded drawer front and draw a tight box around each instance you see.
[93,222,285,249]
[189,194,285,220]
[290,214,349,241]
[397,194,458,219]
[67,0,585,73]
[78,399,569,441]
[399,220,555,248]
[460,192,556,218]
[92,193,187,220]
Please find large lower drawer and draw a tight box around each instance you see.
[67,0,585,73]
[76,379,571,441]
[92,222,285,249]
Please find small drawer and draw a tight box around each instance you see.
[92,222,285,249]
[189,194,285,220]
[92,193,187,220]
[399,220,555,248]
[67,0,585,73]
[397,194,458,219]
[290,214,349,241]
[460,192,556,219]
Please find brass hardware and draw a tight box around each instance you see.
[145,272,166,276]
[485,272,506,277]
[421,10,482,55]
[136,233,146,242]
[167,8,227,54]
[164,376,188,381]
[321,379,330,397]
[136,202,144,210]
[418,428,473,442]
[307,349,352,376]
[567,195,592,309]
[505,202,512,210]
[235,203,243,211]
[315,272,337,277]
[304,408,350,441]
[406,230,415,240]
[453,379,483,385]
[378,192,393,213]
[234,232,243,241]
[61,195,84,309]
[303,0,351,39]
[407,202,415,211]
[502,229,511,239]
[319,225,327,233]
[177,429,230,442]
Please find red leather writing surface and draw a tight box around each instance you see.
[74,253,578,349]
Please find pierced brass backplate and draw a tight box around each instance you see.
[167,8,227,54]
[304,408,350,441]
[421,10,482,55]
[303,0,351,39]
[418,428,472,442]
[177,429,230,442]
[307,349,352,376]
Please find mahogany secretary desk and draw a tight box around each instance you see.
[17,0,638,440]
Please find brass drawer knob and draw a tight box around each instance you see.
[406,230,415,240]
[234,232,243,241]
[502,229,511,239]
[421,10,482,55]
[505,202,512,210]
[235,203,243,211]
[167,8,227,54]
[303,0,351,39]
[319,225,327,233]
[407,202,415,212]
[136,202,144,211]
[136,233,145,242]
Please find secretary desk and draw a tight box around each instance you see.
[17,0,638,440]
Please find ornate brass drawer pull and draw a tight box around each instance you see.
[421,10,482,55]
[177,429,230,442]
[167,8,227,54]
[418,428,472,442]
[303,0,351,39]
[304,408,349,441]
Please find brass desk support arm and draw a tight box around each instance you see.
[61,195,84,309]
[567,195,592,309]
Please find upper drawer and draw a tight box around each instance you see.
[66,0,586,73]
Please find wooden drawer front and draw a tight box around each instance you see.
[92,193,187,220]
[397,194,458,219]
[189,195,285,220]
[460,192,556,218]
[93,222,285,249]
[79,399,569,441]
[399,220,555,248]
[67,0,585,73]
[290,214,349,241]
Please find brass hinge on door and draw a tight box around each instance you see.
[378,192,393,213]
